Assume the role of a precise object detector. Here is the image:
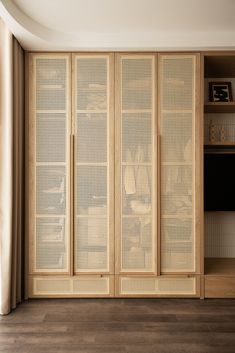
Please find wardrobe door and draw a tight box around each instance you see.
[73,54,114,274]
[115,54,157,274]
[159,54,198,273]
[29,54,71,273]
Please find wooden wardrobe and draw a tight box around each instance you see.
[27,52,202,298]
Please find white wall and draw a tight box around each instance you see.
[1,0,235,51]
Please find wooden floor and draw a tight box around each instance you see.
[1,299,235,353]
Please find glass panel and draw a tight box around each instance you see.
[36,217,67,270]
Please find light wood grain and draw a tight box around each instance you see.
[205,276,235,298]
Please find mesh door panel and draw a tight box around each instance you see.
[34,56,69,273]
[74,56,110,273]
[161,218,194,272]
[75,217,108,271]
[77,113,107,163]
[76,166,107,215]
[36,114,66,162]
[122,166,152,215]
[161,166,192,216]
[122,217,152,271]
[76,58,107,111]
[161,113,192,163]
[161,58,193,110]
[36,58,67,110]
[36,217,67,270]
[122,58,152,110]
[36,166,66,215]
[160,55,195,273]
[122,114,152,163]
[120,56,155,273]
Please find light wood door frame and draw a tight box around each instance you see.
[158,52,202,275]
[115,53,158,275]
[72,53,115,275]
[28,53,72,276]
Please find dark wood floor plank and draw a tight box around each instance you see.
[0,299,235,353]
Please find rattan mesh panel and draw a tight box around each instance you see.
[161,166,192,216]
[77,113,107,163]
[36,217,67,270]
[73,277,109,293]
[33,276,110,295]
[74,56,109,272]
[161,113,192,163]
[75,217,108,271]
[161,57,193,110]
[36,58,67,110]
[36,114,66,162]
[160,55,195,273]
[120,276,196,295]
[161,218,194,272]
[76,58,107,110]
[120,56,154,273]
[34,56,69,273]
[122,58,152,110]
[76,166,107,215]
[122,217,152,271]
[36,166,66,215]
[122,114,152,163]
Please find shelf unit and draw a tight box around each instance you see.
[203,53,235,298]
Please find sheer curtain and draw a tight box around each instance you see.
[0,18,25,315]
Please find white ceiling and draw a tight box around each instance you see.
[1,0,235,50]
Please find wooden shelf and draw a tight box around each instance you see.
[204,102,235,113]
[204,143,235,152]
[205,258,235,275]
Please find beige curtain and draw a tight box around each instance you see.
[0,19,25,315]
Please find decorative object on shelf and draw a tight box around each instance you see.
[219,126,226,142]
[209,120,216,143]
[209,82,233,102]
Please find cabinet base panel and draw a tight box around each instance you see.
[205,275,235,298]
[29,275,199,298]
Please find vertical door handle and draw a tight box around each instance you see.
[157,134,161,276]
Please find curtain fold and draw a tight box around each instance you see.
[0,19,25,315]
